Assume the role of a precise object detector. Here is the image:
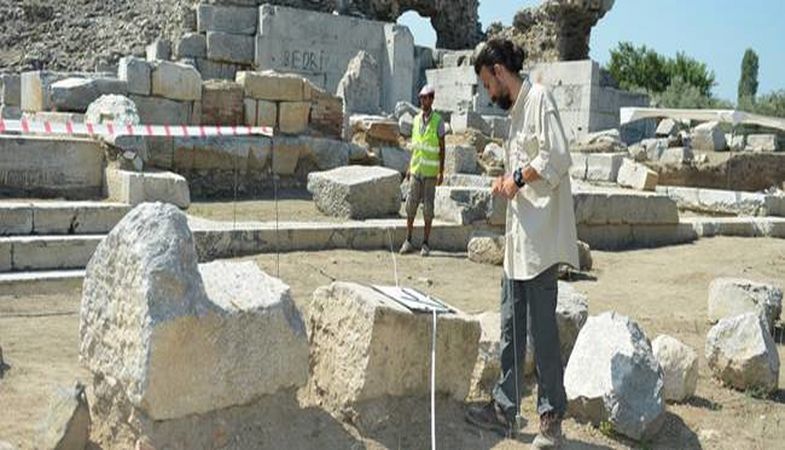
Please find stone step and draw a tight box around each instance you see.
[0,201,130,236]
[0,235,104,272]
[0,269,85,296]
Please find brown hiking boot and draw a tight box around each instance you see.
[532,411,564,449]
[464,400,514,436]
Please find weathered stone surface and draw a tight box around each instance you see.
[196,58,241,81]
[691,121,727,151]
[442,174,494,188]
[146,39,171,61]
[706,313,780,393]
[565,312,665,441]
[118,57,152,96]
[34,383,90,450]
[398,112,413,137]
[445,145,479,175]
[469,311,501,398]
[151,61,202,101]
[584,153,625,182]
[80,203,309,420]
[105,168,191,209]
[337,51,381,117]
[236,71,307,102]
[652,335,698,402]
[85,95,140,125]
[175,32,207,59]
[256,100,277,127]
[201,80,243,126]
[727,133,746,151]
[0,105,22,120]
[659,147,694,167]
[279,101,311,135]
[300,136,352,171]
[451,112,490,136]
[130,95,193,126]
[571,129,626,154]
[484,115,512,140]
[351,115,400,144]
[708,278,783,331]
[573,188,679,225]
[197,4,257,35]
[480,142,505,174]
[379,147,410,174]
[307,166,401,219]
[206,32,255,65]
[746,134,779,152]
[435,186,506,226]
[617,158,658,191]
[0,74,21,106]
[467,232,504,266]
[655,118,680,137]
[306,282,480,414]
[49,77,128,112]
[656,185,785,217]
[577,240,593,271]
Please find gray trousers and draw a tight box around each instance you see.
[492,265,567,419]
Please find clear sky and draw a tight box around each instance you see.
[398,0,784,103]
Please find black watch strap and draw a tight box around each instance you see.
[513,167,526,188]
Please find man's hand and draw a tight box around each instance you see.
[437,172,444,186]
[491,176,504,197]
[500,175,519,199]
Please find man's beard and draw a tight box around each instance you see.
[492,84,513,110]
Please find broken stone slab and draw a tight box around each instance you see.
[0,74,21,106]
[236,71,308,102]
[21,70,112,112]
[351,115,401,144]
[659,147,694,167]
[628,138,668,162]
[481,142,505,170]
[469,311,501,398]
[305,282,480,414]
[50,77,128,113]
[564,311,665,441]
[585,153,625,182]
[617,159,658,191]
[130,95,194,125]
[118,57,152,96]
[652,335,699,403]
[727,133,746,151]
[206,32,255,65]
[200,80,243,125]
[197,4,257,35]
[746,134,779,152]
[708,278,783,331]
[655,118,681,137]
[435,186,506,226]
[573,188,679,225]
[571,129,627,153]
[336,51,382,117]
[656,185,785,217]
[691,121,727,151]
[379,146,410,174]
[445,144,479,175]
[705,313,780,394]
[175,32,207,59]
[451,111,490,136]
[394,101,418,120]
[105,168,191,209]
[278,101,311,135]
[80,203,309,420]
[85,94,140,126]
[151,61,202,101]
[307,166,401,220]
[34,382,90,450]
[146,40,172,62]
[467,232,504,266]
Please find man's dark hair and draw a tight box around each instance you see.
[473,39,526,76]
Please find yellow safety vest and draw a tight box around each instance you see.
[410,111,442,177]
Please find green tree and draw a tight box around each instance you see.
[737,48,759,105]
[607,42,670,93]
[754,90,785,118]
[668,52,716,97]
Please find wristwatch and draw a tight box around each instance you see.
[513,167,526,188]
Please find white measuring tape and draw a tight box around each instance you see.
[0,118,273,138]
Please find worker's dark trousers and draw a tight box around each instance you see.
[492,265,567,420]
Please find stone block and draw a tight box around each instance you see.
[21,71,74,112]
[118,56,152,96]
[484,115,511,140]
[691,121,727,151]
[585,153,625,182]
[652,335,698,402]
[659,147,694,166]
[243,98,257,126]
[706,313,780,394]
[146,40,172,61]
[655,118,680,137]
[80,203,309,420]
[617,159,658,191]
[34,384,90,450]
[708,278,782,331]
[271,136,305,175]
[196,58,240,81]
[236,71,307,102]
[379,147,410,174]
[33,111,85,124]
[305,282,480,413]
[105,168,191,209]
[442,174,494,188]
[197,4,257,35]
[151,61,202,101]
[0,74,21,106]
[565,312,665,441]
[256,100,277,128]
[435,187,506,226]
[336,50,382,116]
[85,94,140,126]
[467,232,504,266]
[130,95,193,125]
[201,80,244,126]
[175,33,207,59]
[279,101,310,135]
[0,241,11,272]
[445,145,479,175]
[469,311,501,398]
[746,134,779,152]
[307,166,401,219]
[573,189,679,225]
[0,105,22,120]
[32,202,130,235]
[398,112,413,137]
[11,235,101,271]
[451,111,490,136]
[206,32,255,65]
[49,77,128,112]
[0,204,33,235]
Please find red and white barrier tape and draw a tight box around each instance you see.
[0,118,273,138]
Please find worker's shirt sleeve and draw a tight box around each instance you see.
[527,90,572,189]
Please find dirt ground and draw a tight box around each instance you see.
[1,237,784,449]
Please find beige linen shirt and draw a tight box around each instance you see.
[503,79,579,280]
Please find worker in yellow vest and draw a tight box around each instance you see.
[400,84,446,257]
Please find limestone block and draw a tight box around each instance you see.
[306,282,480,413]
[118,57,152,96]
[32,202,130,235]
[21,71,77,112]
[577,240,593,271]
[0,74,21,106]
[206,32,255,65]
[708,278,783,330]
[435,186,506,226]
[34,383,90,450]
[442,174,494,188]
[378,146,410,174]
[398,112,413,137]
[196,58,240,81]
[307,166,401,219]
[11,235,101,271]
[243,98,256,126]
[0,204,33,235]
[130,95,192,125]
[271,136,305,175]
[655,118,679,137]
[175,32,207,59]
[256,100,277,127]
[565,312,665,441]
[299,137,351,171]
[336,51,382,116]
[445,145,479,175]
[80,203,309,420]
[469,311,501,398]
[31,111,85,124]
[467,232,504,266]
[197,4,257,35]
[279,101,310,135]
[105,168,191,209]
[746,134,778,152]
[585,153,625,182]
[49,77,128,112]
[481,143,505,171]
[573,189,679,225]
[484,115,511,140]
[85,95,140,125]
[200,80,243,126]
[146,40,171,61]
[691,121,727,151]
[0,105,21,120]
[659,147,694,166]
[451,111,490,136]
[727,133,746,151]
[652,335,698,402]
[151,61,202,101]
[617,159,658,191]
[236,71,307,102]
[706,313,780,393]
